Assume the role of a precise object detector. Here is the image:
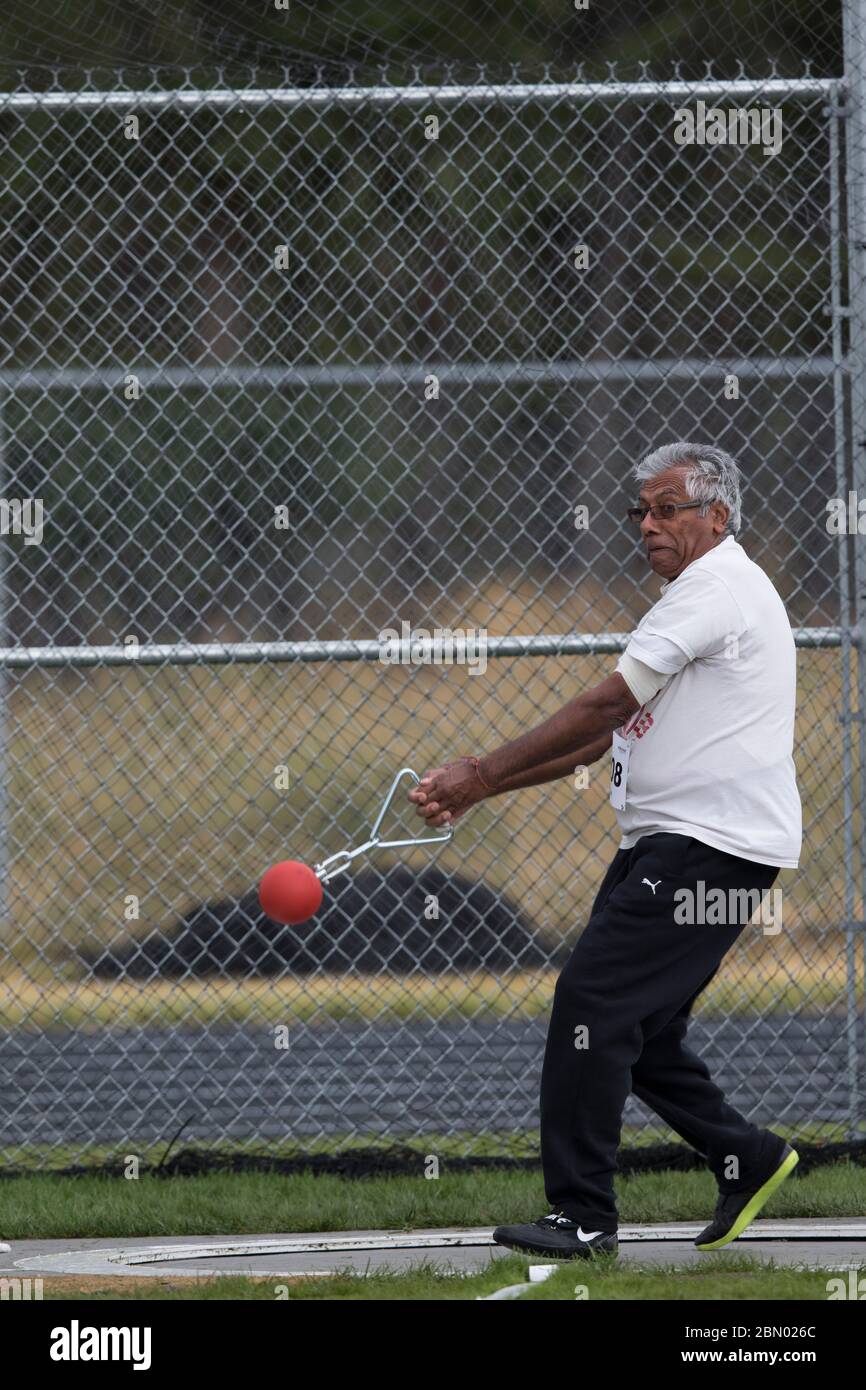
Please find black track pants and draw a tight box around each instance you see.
[539,832,785,1232]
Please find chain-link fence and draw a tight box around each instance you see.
[1,42,865,1166]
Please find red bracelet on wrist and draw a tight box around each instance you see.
[470,756,494,791]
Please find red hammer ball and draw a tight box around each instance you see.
[259,859,324,925]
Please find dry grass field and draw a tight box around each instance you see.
[0,571,857,1025]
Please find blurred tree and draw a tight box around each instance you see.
[0,0,846,84]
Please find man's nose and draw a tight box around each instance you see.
[640,512,659,537]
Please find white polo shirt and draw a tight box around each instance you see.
[614,535,801,867]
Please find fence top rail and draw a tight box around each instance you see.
[0,629,847,667]
[0,356,837,392]
[0,77,840,113]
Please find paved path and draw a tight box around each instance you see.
[2,1221,865,1282]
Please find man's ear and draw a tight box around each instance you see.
[711,501,730,533]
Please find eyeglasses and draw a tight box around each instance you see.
[626,501,703,525]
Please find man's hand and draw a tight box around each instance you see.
[407,757,487,827]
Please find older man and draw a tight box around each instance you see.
[408,441,801,1259]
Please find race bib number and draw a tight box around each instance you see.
[609,730,630,811]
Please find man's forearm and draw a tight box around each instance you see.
[480,732,613,795]
[476,674,637,790]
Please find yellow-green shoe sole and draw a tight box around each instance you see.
[696,1147,799,1250]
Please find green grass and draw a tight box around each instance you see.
[507,1254,866,1303]
[2,1159,864,1241]
[33,1254,866,1301]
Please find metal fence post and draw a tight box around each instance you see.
[842,0,866,1132]
[0,398,6,944]
[828,81,861,1138]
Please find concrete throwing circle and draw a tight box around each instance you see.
[10,1222,866,1279]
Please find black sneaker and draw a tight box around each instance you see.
[493,1212,618,1259]
[694,1143,799,1250]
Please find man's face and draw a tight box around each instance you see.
[634,465,730,580]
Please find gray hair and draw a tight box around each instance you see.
[632,442,743,536]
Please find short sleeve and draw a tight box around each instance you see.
[615,651,671,705]
[625,568,747,675]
